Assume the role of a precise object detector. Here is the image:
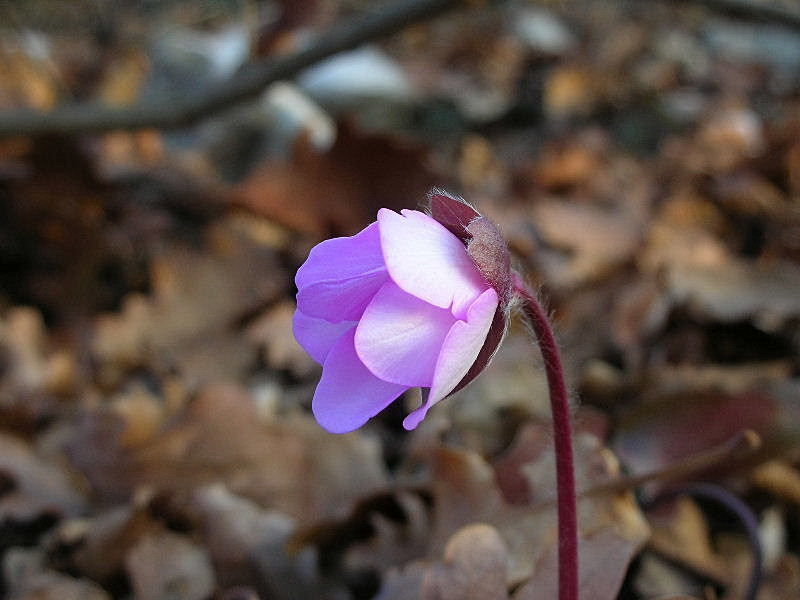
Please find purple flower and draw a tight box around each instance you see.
[293,190,511,433]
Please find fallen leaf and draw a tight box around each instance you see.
[233,120,436,236]
[69,384,388,521]
[247,301,317,378]
[0,433,85,522]
[125,530,215,600]
[422,524,509,600]
[3,547,110,600]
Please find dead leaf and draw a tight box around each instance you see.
[125,530,215,600]
[612,388,800,482]
[188,484,339,599]
[247,301,317,378]
[93,215,287,387]
[647,497,729,584]
[65,504,162,584]
[422,524,509,600]
[233,120,436,236]
[428,429,649,595]
[3,547,110,600]
[0,433,85,522]
[532,199,644,289]
[69,384,388,521]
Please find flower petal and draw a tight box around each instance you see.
[296,222,385,291]
[297,269,387,322]
[355,281,456,387]
[313,329,409,433]
[403,287,499,430]
[292,310,356,365]
[377,209,489,319]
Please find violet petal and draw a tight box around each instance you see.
[297,269,387,323]
[313,329,409,433]
[292,310,356,365]
[295,222,385,291]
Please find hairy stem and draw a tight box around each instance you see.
[512,274,578,600]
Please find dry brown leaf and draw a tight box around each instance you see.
[0,433,85,522]
[233,121,436,236]
[751,461,800,505]
[3,547,110,600]
[93,215,287,387]
[647,497,729,584]
[544,65,599,120]
[643,222,800,326]
[612,389,799,482]
[422,524,509,600]
[64,504,163,584]
[188,484,342,599]
[246,300,317,378]
[532,199,644,289]
[429,430,649,594]
[125,530,215,600]
[69,384,388,521]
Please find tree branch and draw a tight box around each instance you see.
[0,0,463,138]
[666,0,800,28]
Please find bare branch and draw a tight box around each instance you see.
[0,0,463,138]
[665,0,800,28]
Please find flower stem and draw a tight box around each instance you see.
[512,274,578,600]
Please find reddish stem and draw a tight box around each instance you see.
[512,274,578,600]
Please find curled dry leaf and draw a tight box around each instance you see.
[125,530,215,600]
[233,121,436,236]
[189,484,335,599]
[64,503,162,584]
[646,497,729,585]
[0,433,85,522]
[643,223,800,327]
[532,200,644,289]
[93,216,287,387]
[246,300,318,378]
[421,524,509,600]
[431,429,649,595]
[69,384,388,521]
[3,547,110,600]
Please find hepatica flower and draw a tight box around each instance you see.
[294,189,580,600]
[293,190,512,433]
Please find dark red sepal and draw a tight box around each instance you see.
[427,188,512,306]
[425,188,513,398]
[428,188,480,241]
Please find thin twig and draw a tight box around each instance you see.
[0,0,463,138]
[583,429,762,499]
[664,0,800,29]
[529,429,762,511]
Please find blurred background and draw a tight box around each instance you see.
[1,0,799,598]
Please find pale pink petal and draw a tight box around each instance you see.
[313,329,409,433]
[377,209,489,319]
[355,281,456,387]
[403,287,499,430]
[292,310,356,364]
[296,222,385,290]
